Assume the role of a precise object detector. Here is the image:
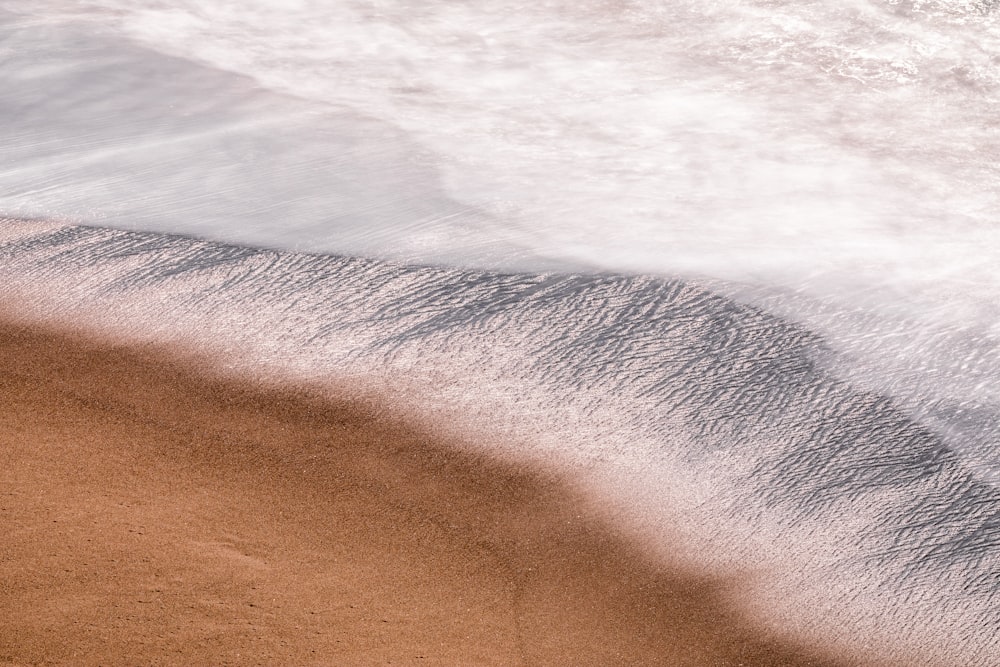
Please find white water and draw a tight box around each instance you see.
[3,5,999,661]
[2,0,999,476]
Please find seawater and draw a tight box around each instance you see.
[1,3,999,660]
[1,1,998,481]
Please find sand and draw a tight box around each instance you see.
[0,320,842,666]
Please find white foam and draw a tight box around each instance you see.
[5,1,999,299]
[48,0,1000,320]
[2,1,999,472]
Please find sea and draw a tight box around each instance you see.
[1,0,998,663]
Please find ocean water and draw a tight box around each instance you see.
[2,1,998,663]
[3,0,1000,479]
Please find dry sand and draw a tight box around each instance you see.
[0,320,843,665]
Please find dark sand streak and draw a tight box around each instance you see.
[0,321,846,665]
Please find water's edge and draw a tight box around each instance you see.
[2,219,996,664]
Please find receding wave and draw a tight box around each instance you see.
[2,219,996,665]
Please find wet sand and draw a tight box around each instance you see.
[0,320,843,666]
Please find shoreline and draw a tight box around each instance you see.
[0,320,845,665]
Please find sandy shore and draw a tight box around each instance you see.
[0,320,843,666]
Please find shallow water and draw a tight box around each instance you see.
[2,221,998,664]
[2,1,999,481]
[1,1,998,663]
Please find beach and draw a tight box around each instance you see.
[3,0,999,662]
[0,319,843,665]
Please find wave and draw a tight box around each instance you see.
[3,7,1000,479]
[3,2,999,661]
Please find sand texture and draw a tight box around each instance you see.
[0,321,843,665]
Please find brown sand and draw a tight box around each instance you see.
[0,321,842,666]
